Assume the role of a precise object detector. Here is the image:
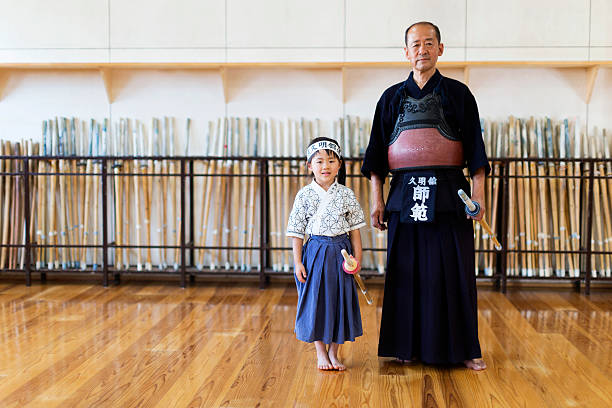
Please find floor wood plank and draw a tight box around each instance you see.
[0,283,609,407]
[481,293,612,407]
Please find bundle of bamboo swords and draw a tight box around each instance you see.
[0,140,34,271]
[4,116,386,273]
[2,116,609,279]
[478,117,612,279]
[23,117,187,272]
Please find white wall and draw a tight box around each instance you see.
[0,0,611,142]
[2,0,610,63]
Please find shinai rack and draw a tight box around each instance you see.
[0,154,611,294]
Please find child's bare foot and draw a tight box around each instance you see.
[328,354,345,371]
[328,343,346,371]
[315,341,333,370]
[317,353,334,370]
[464,358,487,371]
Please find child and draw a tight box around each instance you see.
[286,137,366,371]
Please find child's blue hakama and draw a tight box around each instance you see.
[287,181,366,344]
[295,234,363,344]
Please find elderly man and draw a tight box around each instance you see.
[362,21,488,370]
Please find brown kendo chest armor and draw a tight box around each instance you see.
[387,90,464,171]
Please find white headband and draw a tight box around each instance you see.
[306,140,342,161]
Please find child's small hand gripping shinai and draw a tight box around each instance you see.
[341,249,373,305]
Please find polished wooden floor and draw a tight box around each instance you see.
[0,281,610,408]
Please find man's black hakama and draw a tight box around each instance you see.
[362,70,490,364]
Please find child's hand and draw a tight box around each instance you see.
[351,256,362,274]
[295,263,307,283]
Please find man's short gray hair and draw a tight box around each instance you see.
[405,22,441,45]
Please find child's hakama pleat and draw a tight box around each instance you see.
[294,234,363,344]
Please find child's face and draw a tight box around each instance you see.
[308,149,341,188]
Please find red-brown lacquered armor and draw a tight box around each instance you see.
[387,128,464,170]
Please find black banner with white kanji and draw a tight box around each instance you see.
[400,171,437,223]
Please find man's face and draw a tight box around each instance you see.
[404,24,444,73]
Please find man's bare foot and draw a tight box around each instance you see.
[328,343,346,371]
[464,358,487,371]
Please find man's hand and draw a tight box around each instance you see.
[295,263,307,283]
[370,174,387,231]
[468,168,486,222]
[466,198,485,222]
[371,200,387,231]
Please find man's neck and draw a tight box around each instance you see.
[411,68,437,89]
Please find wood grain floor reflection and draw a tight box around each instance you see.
[0,282,610,407]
